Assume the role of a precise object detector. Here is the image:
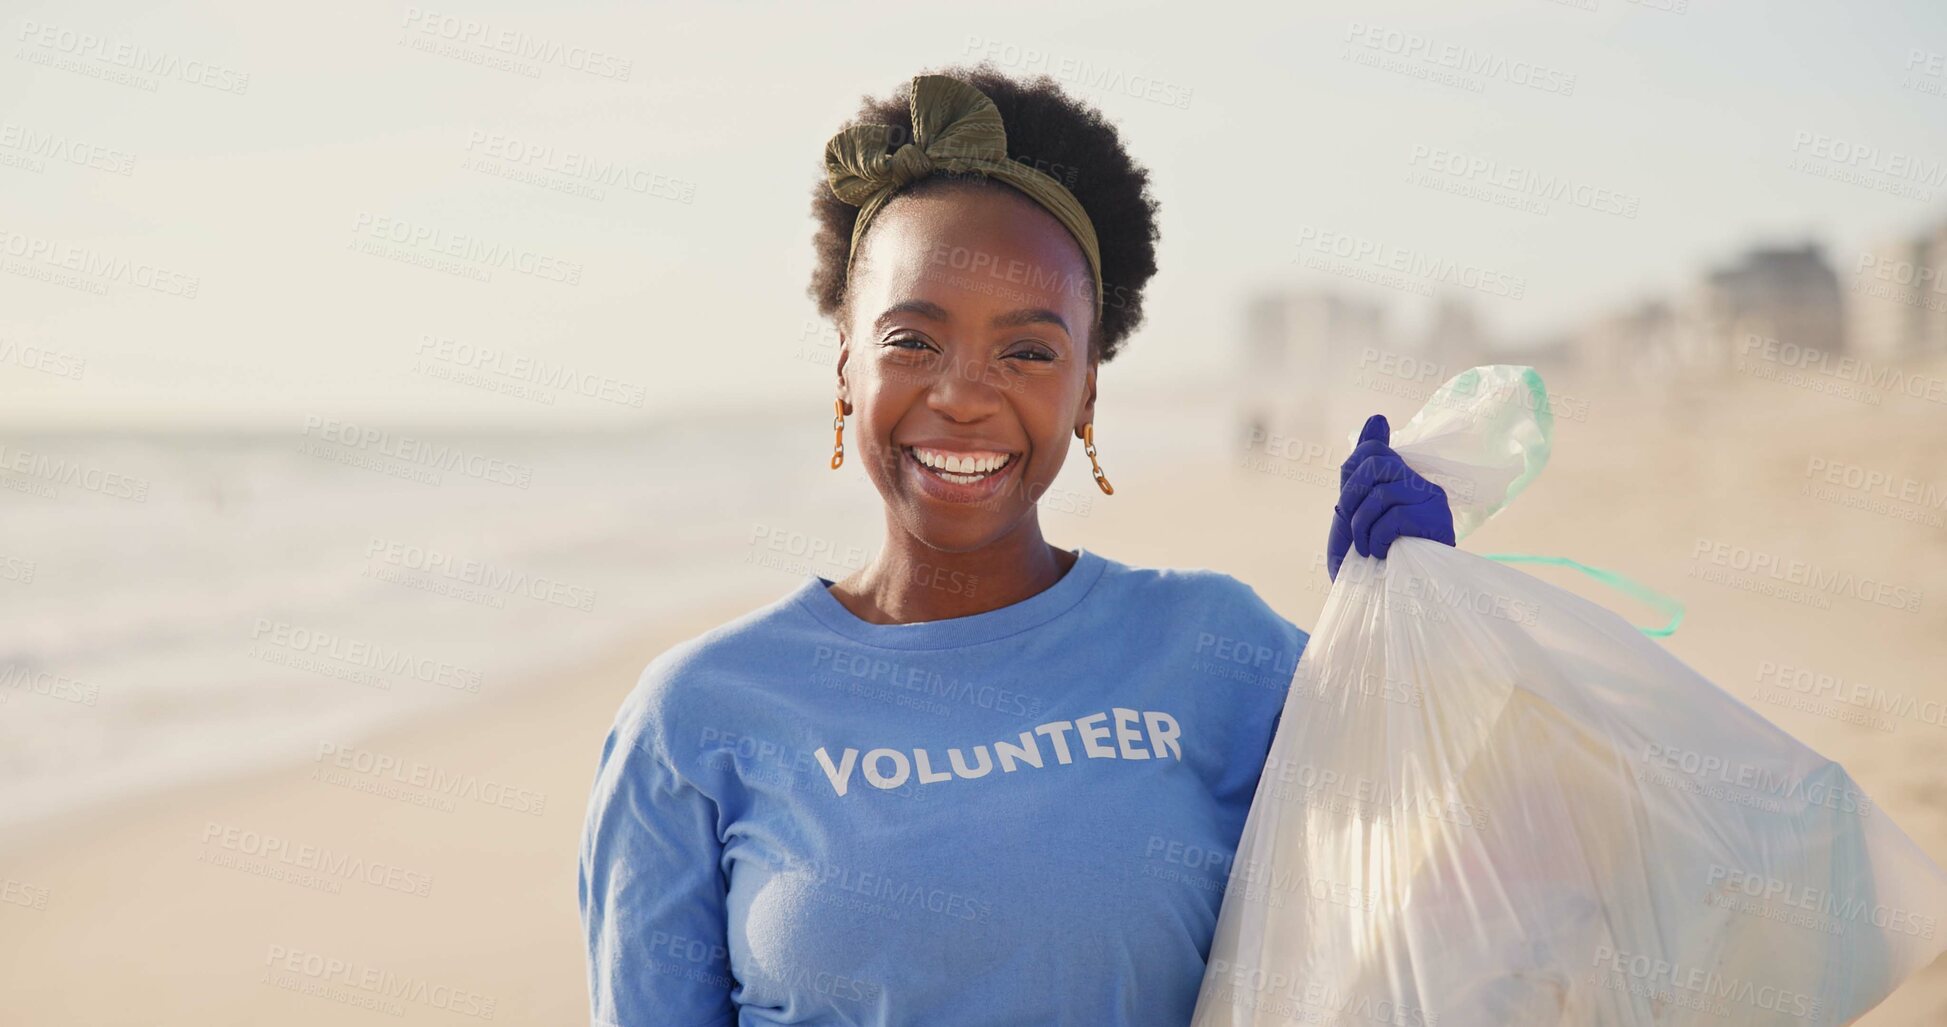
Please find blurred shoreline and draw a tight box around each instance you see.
[4,357,1946,1022]
[0,385,1236,840]
[0,593,758,1024]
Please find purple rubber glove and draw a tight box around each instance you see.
[1327,414,1457,582]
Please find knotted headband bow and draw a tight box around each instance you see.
[823,74,1104,324]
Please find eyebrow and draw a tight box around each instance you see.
[874,300,1070,336]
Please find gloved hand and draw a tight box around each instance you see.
[1327,414,1456,581]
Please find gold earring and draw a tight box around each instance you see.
[1083,423,1113,495]
[830,399,846,470]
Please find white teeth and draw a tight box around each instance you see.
[910,447,1012,481]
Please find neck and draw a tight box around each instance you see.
[830,515,1075,625]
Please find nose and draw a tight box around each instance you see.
[924,351,1004,422]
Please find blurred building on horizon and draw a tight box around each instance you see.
[1241,213,1947,439]
[1850,220,1947,361]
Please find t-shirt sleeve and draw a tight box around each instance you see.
[578,664,737,1027]
[1221,575,1309,743]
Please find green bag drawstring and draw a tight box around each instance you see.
[1479,553,1686,638]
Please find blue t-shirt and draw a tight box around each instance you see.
[578,546,1308,1026]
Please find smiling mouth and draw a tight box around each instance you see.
[904,446,1019,486]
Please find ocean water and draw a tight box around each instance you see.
[0,408,831,837]
[0,392,1229,839]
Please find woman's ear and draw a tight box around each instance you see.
[1073,361,1098,439]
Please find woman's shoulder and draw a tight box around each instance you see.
[1094,551,1310,649]
[607,586,819,757]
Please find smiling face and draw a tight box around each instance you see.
[836,179,1099,554]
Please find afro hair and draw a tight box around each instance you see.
[808,62,1162,363]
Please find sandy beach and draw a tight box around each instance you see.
[0,620,730,1026]
[4,358,1945,1025]
[9,1,1947,1021]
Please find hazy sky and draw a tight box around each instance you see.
[3,0,1944,427]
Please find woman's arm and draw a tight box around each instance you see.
[579,724,737,1027]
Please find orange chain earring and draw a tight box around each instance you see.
[1083,423,1113,495]
[829,399,846,470]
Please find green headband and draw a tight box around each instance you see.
[823,74,1104,325]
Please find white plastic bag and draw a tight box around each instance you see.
[1193,366,1947,1027]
